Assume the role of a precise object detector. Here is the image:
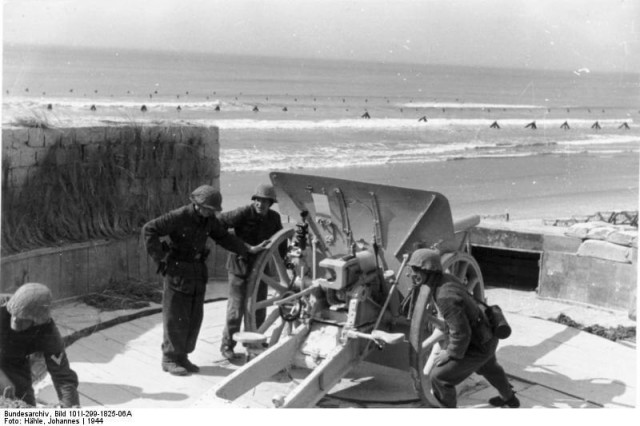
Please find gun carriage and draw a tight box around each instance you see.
[201,172,485,407]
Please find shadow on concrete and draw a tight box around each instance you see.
[497,326,630,407]
[195,365,237,377]
[38,382,188,406]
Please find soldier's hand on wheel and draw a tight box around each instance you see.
[434,351,451,367]
[249,240,270,254]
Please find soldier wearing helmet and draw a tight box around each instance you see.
[0,283,80,407]
[142,185,268,375]
[408,249,519,408]
[217,183,285,360]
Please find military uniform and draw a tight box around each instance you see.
[430,276,513,408]
[143,203,249,367]
[0,305,79,407]
[218,204,283,351]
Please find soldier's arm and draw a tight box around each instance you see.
[217,206,247,230]
[41,324,80,407]
[439,297,471,359]
[142,210,177,263]
[209,216,251,256]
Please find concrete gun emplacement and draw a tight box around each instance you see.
[195,172,485,408]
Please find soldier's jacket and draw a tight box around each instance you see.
[433,275,493,359]
[0,306,79,407]
[218,205,284,276]
[143,204,250,274]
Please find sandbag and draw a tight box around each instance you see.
[586,225,617,241]
[606,229,638,248]
[564,221,610,239]
[577,239,633,263]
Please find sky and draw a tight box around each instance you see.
[2,0,639,73]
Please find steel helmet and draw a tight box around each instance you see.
[252,183,277,203]
[190,185,222,211]
[408,249,443,272]
[6,283,53,323]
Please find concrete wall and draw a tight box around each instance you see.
[539,251,636,313]
[0,236,229,298]
[1,124,224,298]
[472,221,637,315]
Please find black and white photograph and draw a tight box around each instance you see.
[1,0,638,418]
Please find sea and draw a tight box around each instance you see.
[3,44,639,175]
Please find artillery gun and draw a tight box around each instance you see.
[197,172,485,407]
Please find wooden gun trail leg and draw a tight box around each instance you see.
[281,339,362,408]
[214,324,310,402]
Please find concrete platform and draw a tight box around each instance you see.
[33,282,636,409]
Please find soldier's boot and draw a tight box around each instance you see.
[178,356,200,373]
[220,346,238,360]
[161,360,189,376]
[488,394,520,408]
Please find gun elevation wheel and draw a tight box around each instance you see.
[408,251,485,406]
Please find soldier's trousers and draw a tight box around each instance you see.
[221,273,267,350]
[430,338,513,408]
[161,272,206,361]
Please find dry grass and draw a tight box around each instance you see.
[552,313,636,342]
[1,126,214,255]
[82,278,162,311]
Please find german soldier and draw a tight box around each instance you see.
[408,249,519,408]
[0,283,80,407]
[218,184,285,360]
[142,185,268,375]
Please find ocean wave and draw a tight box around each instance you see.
[557,134,640,145]
[397,102,542,109]
[220,147,637,172]
[198,118,636,130]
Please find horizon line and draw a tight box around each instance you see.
[5,42,638,77]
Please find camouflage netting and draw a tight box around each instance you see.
[1,127,215,255]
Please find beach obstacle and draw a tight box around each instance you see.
[361,111,371,119]
[177,106,182,112]
[560,121,570,130]
[525,121,537,129]
[47,104,53,111]
[591,121,601,130]
[490,121,500,129]
[418,116,428,122]
[90,105,97,111]
[253,106,259,112]
[141,105,147,112]
[618,122,630,130]
[215,105,221,111]
[282,107,288,112]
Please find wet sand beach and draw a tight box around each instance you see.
[220,152,639,222]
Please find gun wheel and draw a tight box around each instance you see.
[244,228,298,345]
[408,251,485,406]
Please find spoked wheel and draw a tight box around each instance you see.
[408,251,485,406]
[441,251,485,301]
[244,228,299,345]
